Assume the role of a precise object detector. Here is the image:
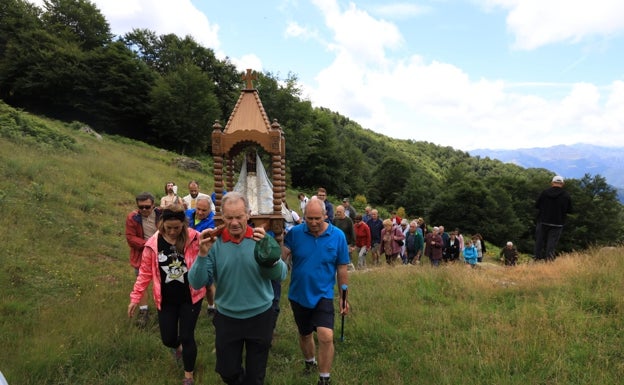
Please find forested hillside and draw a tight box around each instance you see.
[2,0,623,252]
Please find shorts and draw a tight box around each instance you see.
[371,242,381,253]
[289,298,335,335]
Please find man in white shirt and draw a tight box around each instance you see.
[182,180,215,213]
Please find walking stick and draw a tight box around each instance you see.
[340,284,348,342]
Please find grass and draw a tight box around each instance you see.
[1,106,624,384]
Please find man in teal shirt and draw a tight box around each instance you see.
[189,192,287,385]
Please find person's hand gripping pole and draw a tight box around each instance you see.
[340,284,348,342]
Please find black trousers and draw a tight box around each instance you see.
[158,299,203,372]
[213,307,274,385]
[534,223,564,261]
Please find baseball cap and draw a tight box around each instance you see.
[552,175,564,183]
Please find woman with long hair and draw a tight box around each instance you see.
[128,204,206,385]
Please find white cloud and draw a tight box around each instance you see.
[314,0,403,65]
[230,54,264,73]
[371,3,432,19]
[306,1,624,150]
[480,0,624,50]
[29,0,220,49]
[285,22,309,38]
[26,0,624,150]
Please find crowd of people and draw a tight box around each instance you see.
[304,174,572,271]
[310,192,492,270]
[124,174,571,385]
[126,183,349,385]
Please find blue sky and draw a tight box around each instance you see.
[30,0,624,151]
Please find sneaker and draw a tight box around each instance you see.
[206,307,217,318]
[135,309,149,328]
[182,378,194,385]
[171,346,183,362]
[303,360,318,376]
[318,377,331,385]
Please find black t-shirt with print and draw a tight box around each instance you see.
[157,235,192,305]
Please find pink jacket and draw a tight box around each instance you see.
[129,228,206,309]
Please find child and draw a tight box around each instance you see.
[463,239,478,268]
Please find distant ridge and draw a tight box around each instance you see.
[469,144,624,202]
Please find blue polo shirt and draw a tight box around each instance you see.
[285,223,350,308]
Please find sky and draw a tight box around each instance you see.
[30,0,624,151]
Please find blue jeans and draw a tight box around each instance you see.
[534,223,564,261]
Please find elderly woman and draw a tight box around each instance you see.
[425,226,444,267]
[379,219,405,265]
[500,241,519,266]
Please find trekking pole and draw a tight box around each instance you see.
[339,284,348,342]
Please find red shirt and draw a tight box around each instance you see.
[354,221,371,248]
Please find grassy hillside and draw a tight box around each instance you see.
[1,107,624,384]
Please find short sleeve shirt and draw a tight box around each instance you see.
[285,223,350,308]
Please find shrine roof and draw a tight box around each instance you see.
[223,69,272,135]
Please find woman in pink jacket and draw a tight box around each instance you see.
[128,204,206,385]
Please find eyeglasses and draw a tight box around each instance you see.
[138,205,152,210]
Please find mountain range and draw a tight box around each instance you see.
[469,144,624,201]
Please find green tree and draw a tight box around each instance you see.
[122,29,239,123]
[1,29,85,114]
[400,169,440,217]
[562,174,624,250]
[428,176,522,247]
[290,110,343,193]
[373,156,412,207]
[81,41,155,136]
[41,0,112,50]
[0,0,42,56]
[149,62,220,154]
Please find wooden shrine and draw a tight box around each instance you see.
[211,69,286,243]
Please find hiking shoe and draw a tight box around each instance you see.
[206,307,217,318]
[303,360,317,376]
[135,309,149,328]
[171,346,183,362]
[182,378,194,385]
[317,377,331,385]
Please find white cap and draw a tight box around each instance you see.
[552,175,564,183]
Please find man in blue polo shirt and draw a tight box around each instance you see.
[282,197,350,385]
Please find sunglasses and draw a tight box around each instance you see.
[138,205,152,210]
